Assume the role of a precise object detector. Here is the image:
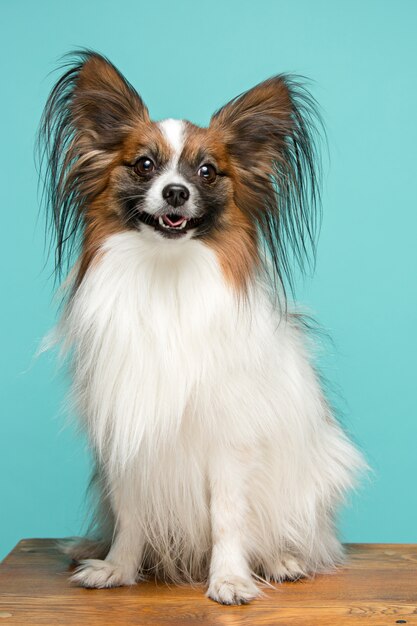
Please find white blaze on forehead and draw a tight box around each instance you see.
[158,118,185,162]
[144,118,196,220]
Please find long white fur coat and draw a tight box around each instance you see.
[57,228,363,599]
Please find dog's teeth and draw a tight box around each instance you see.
[158,216,187,230]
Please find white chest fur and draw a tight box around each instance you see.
[63,230,266,468]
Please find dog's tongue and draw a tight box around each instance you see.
[163,214,185,227]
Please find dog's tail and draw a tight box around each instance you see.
[56,536,110,562]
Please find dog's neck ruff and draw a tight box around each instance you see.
[60,231,266,470]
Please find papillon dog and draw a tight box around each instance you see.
[38,49,364,605]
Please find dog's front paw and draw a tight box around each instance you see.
[70,559,136,588]
[207,574,260,605]
[269,553,308,581]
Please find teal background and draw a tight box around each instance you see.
[1,0,416,560]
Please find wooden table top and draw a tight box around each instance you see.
[0,540,416,625]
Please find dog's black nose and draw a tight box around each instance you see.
[162,184,190,208]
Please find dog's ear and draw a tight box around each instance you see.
[68,51,150,150]
[210,76,293,178]
[210,75,322,296]
[37,50,149,275]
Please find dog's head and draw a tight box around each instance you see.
[38,50,321,294]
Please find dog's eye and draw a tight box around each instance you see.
[134,157,155,177]
[198,164,217,183]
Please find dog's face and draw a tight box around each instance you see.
[40,51,320,292]
[117,118,232,242]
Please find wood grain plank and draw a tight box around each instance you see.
[1,540,416,625]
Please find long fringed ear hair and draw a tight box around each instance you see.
[36,49,149,280]
[210,75,324,301]
[37,52,324,301]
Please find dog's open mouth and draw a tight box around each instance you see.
[159,214,188,230]
[137,211,205,237]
